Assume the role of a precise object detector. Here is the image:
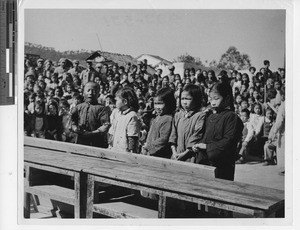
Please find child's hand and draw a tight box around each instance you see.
[192,143,206,151]
[97,123,110,133]
[174,152,187,161]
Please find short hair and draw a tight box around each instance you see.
[264,60,270,65]
[116,87,139,112]
[181,84,203,111]
[241,108,250,117]
[249,66,256,72]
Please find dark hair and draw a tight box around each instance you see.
[249,66,256,72]
[34,101,45,113]
[264,60,270,65]
[116,87,139,112]
[253,103,263,115]
[210,82,234,111]
[155,87,176,115]
[241,108,250,117]
[180,84,203,111]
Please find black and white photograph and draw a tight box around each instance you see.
[1,0,298,228]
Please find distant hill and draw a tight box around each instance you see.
[24,42,136,67]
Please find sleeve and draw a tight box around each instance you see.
[244,122,254,142]
[254,116,264,136]
[127,115,141,137]
[206,113,243,160]
[273,103,285,134]
[186,113,206,149]
[168,113,179,146]
[147,117,173,155]
[98,106,111,126]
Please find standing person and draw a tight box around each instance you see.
[193,82,243,181]
[169,84,207,163]
[68,59,82,78]
[165,65,176,83]
[269,87,285,175]
[142,87,176,158]
[108,87,142,153]
[71,82,110,147]
[80,60,98,86]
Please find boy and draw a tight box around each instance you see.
[236,109,254,164]
[71,82,110,147]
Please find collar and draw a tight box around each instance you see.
[183,110,196,118]
[121,108,132,115]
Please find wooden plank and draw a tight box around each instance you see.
[24,162,75,176]
[91,175,263,216]
[93,202,158,218]
[25,185,75,205]
[86,166,283,212]
[24,137,216,178]
[80,174,95,218]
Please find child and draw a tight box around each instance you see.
[192,82,243,181]
[30,101,48,139]
[249,103,265,157]
[262,109,276,166]
[109,87,142,153]
[71,82,111,147]
[235,109,254,164]
[142,87,176,158]
[169,84,206,163]
[45,99,62,140]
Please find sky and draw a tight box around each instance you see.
[25,9,285,70]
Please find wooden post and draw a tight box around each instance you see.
[74,172,80,218]
[158,195,166,218]
[24,165,31,218]
[80,173,94,218]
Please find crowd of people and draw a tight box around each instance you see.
[23,57,286,179]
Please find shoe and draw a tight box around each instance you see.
[278,171,285,176]
[262,161,269,166]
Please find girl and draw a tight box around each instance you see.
[142,87,176,158]
[249,103,265,156]
[169,84,206,163]
[109,87,142,153]
[192,82,243,181]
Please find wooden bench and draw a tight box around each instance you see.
[24,137,284,218]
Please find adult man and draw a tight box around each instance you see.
[165,64,175,83]
[68,60,82,78]
[54,58,70,78]
[80,60,98,86]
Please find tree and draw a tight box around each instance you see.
[217,46,251,70]
[209,59,218,68]
[175,53,204,66]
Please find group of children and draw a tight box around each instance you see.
[24,57,286,179]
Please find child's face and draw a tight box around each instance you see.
[136,89,142,98]
[154,97,166,116]
[181,91,193,111]
[248,98,254,105]
[236,74,242,81]
[241,101,248,110]
[209,91,225,110]
[236,95,242,104]
[254,105,261,115]
[240,112,249,123]
[59,106,69,115]
[84,83,99,102]
[115,95,127,111]
[48,104,57,116]
[66,85,72,93]
[55,89,62,97]
[36,96,43,103]
[266,110,273,120]
[253,91,259,99]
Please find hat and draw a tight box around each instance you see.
[168,64,175,70]
[73,60,79,64]
[95,63,102,68]
[86,59,93,63]
[44,59,52,64]
[37,58,44,63]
